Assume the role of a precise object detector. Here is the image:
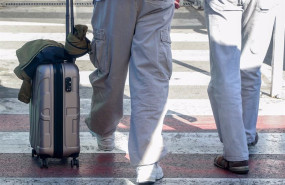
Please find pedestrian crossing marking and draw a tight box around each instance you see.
[0,21,64,26]
[0,132,284,154]
[1,98,285,115]
[0,49,211,62]
[0,32,209,42]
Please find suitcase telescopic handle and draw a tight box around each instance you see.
[66,0,74,38]
[66,0,76,63]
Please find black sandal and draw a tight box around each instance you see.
[214,155,249,174]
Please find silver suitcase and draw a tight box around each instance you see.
[30,63,80,168]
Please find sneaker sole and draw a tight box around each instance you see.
[137,176,164,184]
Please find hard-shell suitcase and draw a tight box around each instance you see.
[29,0,80,168]
[30,63,80,168]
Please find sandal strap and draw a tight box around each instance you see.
[215,155,229,169]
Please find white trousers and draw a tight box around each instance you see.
[204,0,278,161]
[86,0,174,166]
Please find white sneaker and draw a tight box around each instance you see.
[136,163,164,184]
[89,130,115,151]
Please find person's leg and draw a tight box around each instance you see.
[128,0,174,170]
[204,0,248,161]
[86,0,136,137]
[240,0,277,144]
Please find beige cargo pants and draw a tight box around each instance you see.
[204,0,279,161]
[86,0,174,166]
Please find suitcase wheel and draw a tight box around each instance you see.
[32,149,36,158]
[71,158,79,168]
[32,149,39,159]
[40,158,48,168]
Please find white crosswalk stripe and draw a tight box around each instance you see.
[1,97,285,115]
[0,132,284,154]
[1,49,210,61]
[0,21,64,26]
[0,32,208,42]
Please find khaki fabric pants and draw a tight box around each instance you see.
[86,0,174,165]
[204,0,279,161]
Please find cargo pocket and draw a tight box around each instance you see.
[250,0,278,54]
[206,0,242,11]
[89,29,107,71]
[158,29,172,80]
[89,39,98,68]
[256,0,279,11]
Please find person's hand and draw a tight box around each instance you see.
[175,0,180,9]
